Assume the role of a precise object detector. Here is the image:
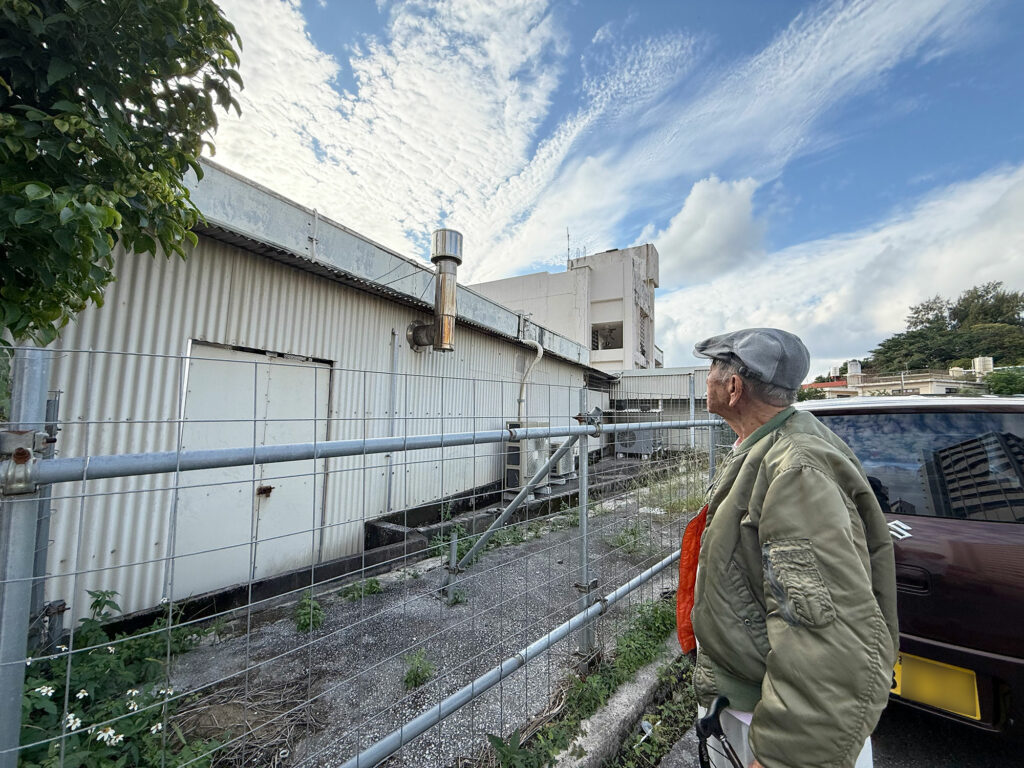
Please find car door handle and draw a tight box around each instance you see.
[895,564,930,594]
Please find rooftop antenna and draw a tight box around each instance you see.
[566,228,571,269]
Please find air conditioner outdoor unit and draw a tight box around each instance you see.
[549,439,578,484]
[614,411,663,459]
[505,421,551,500]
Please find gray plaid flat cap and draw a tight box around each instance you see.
[694,328,810,390]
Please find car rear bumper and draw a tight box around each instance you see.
[896,633,1024,732]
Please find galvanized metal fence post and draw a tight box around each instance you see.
[708,424,717,484]
[688,374,696,448]
[576,387,595,659]
[0,347,52,768]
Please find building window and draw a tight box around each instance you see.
[592,322,623,350]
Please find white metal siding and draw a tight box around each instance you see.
[46,239,585,617]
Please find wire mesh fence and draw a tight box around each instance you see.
[0,346,729,768]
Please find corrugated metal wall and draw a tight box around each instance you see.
[607,369,711,452]
[45,239,586,617]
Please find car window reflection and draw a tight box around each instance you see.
[819,413,1024,524]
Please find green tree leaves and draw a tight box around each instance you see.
[1,0,243,344]
[985,368,1024,396]
[868,283,1024,372]
[797,387,827,401]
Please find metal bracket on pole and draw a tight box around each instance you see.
[0,432,49,496]
[0,455,37,496]
[0,431,51,456]
[573,406,602,430]
[573,578,597,593]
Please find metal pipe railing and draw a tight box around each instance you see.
[444,434,580,582]
[338,547,682,768]
[9,420,721,491]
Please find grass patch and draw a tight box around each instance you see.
[608,655,697,768]
[339,577,383,602]
[484,598,676,768]
[489,524,526,549]
[403,649,435,690]
[606,520,651,556]
[295,590,325,632]
[430,523,478,564]
[447,589,468,606]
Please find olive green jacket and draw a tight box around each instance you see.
[692,407,898,768]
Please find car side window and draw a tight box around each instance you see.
[818,412,1024,523]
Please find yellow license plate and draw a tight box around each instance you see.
[891,652,980,720]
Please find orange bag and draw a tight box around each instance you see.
[676,504,708,653]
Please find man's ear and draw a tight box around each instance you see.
[728,375,743,408]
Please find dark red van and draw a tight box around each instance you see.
[798,397,1024,733]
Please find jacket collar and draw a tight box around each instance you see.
[734,406,796,454]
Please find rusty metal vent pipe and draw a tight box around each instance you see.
[408,228,463,352]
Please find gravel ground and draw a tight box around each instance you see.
[171,476,697,768]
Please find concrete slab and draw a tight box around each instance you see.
[554,637,681,768]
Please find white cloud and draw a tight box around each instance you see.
[214,0,567,258]
[464,0,986,280]
[207,0,990,287]
[655,164,1024,376]
[592,22,613,45]
[647,0,983,180]
[638,176,763,287]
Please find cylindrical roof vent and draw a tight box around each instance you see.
[431,228,462,352]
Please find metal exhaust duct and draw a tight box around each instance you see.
[408,228,463,352]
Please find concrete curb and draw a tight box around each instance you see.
[553,636,682,768]
[660,725,700,768]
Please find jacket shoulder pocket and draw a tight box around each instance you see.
[762,538,835,628]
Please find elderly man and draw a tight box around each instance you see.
[678,328,898,768]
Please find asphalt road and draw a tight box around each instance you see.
[872,702,1021,768]
[663,701,1021,768]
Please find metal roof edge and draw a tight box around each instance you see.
[186,161,592,369]
[613,366,710,377]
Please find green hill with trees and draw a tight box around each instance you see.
[865,282,1024,372]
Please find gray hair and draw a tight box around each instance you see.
[711,359,798,407]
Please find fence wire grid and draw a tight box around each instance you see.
[0,346,731,768]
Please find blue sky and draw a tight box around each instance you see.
[210,0,1024,373]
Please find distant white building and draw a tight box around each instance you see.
[470,244,661,373]
[804,358,991,398]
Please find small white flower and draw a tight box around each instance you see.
[25,657,32,667]
[95,726,117,744]
[127,700,139,712]
[75,689,89,700]
[63,712,82,731]
[126,688,140,697]
[106,646,116,654]
[157,687,174,696]
[110,732,125,745]
[57,644,68,652]
[149,722,163,734]
[34,685,56,697]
